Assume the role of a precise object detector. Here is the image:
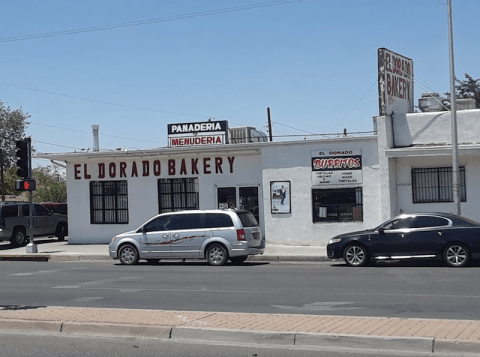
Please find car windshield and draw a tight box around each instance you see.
[236,211,258,227]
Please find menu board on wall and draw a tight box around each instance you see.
[311,149,363,186]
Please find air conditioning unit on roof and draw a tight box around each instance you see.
[229,126,268,144]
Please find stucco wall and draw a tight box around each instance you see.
[65,151,263,244]
[260,138,381,246]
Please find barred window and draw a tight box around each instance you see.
[312,187,363,223]
[158,178,198,213]
[90,181,128,224]
[412,167,466,203]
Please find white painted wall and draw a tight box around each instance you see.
[261,137,381,246]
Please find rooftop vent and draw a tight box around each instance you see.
[418,93,444,112]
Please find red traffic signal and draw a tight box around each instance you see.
[15,179,36,192]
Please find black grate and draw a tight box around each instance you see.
[412,167,466,203]
[90,181,128,224]
[158,178,198,213]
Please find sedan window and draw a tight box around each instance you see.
[410,216,449,229]
[381,217,414,231]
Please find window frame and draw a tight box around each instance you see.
[158,178,198,213]
[411,167,466,203]
[90,180,129,224]
[312,187,363,223]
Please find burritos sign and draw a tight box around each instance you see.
[311,149,363,185]
[168,120,229,147]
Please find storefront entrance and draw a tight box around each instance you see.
[217,186,259,222]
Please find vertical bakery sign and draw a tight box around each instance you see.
[311,149,362,185]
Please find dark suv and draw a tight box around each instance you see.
[0,202,68,247]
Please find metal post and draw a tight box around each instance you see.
[448,0,461,215]
[267,107,273,142]
[25,138,37,253]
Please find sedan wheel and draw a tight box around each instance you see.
[119,245,139,265]
[444,244,469,267]
[206,243,228,266]
[343,244,368,267]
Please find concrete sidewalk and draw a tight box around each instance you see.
[0,239,329,262]
[1,306,480,353]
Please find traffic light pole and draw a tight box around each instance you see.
[25,139,37,253]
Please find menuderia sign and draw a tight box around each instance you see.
[168,120,229,147]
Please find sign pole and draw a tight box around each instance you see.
[25,138,37,253]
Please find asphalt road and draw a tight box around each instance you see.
[1,260,479,320]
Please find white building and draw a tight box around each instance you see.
[40,108,480,245]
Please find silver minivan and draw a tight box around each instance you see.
[109,209,265,266]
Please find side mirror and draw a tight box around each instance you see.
[378,228,385,234]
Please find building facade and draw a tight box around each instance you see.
[41,109,480,245]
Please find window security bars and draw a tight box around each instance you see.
[90,181,128,224]
[412,167,466,203]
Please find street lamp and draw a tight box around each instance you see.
[448,0,461,215]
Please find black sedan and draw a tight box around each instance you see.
[326,213,480,267]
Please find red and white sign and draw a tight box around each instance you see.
[311,149,363,185]
[169,135,225,147]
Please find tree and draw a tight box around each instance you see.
[0,100,30,201]
[31,166,67,203]
[443,73,480,109]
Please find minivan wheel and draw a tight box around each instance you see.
[230,255,248,264]
[118,244,139,265]
[11,228,27,247]
[206,243,228,266]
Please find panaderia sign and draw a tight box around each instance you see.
[167,120,229,147]
[311,149,362,185]
[73,156,236,180]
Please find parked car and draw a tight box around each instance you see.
[0,202,68,246]
[109,209,265,266]
[326,212,480,267]
[41,202,68,215]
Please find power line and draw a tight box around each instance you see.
[0,0,304,43]
[0,82,207,118]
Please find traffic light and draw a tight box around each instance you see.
[15,139,30,178]
[15,179,36,191]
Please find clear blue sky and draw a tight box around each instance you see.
[1,0,479,166]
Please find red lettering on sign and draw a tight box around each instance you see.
[228,157,235,173]
[109,163,116,178]
[215,157,223,174]
[98,163,105,179]
[74,164,81,180]
[180,159,187,175]
[120,162,127,177]
[191,158,199,174]
[84,164,91,179]
[153,160,161,176]
[142,161,149,177]
[131,162,138,177]
[203,158,211,174]
[168,159,176,175]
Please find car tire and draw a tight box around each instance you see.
[10,228,27,247]
[118,244,139,265]
[206,243,228,266]
[56,223,68,241]
[230,255,248,264]
[443,243,470,267]
[343,244,369,267]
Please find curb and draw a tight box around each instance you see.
[0,254,331,263]
[3,319,480,353]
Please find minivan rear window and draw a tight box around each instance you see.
[205,213,234,228]
[237,212,258,227]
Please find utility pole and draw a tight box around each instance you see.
[448,0,461,215]
[267,107,273,142]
